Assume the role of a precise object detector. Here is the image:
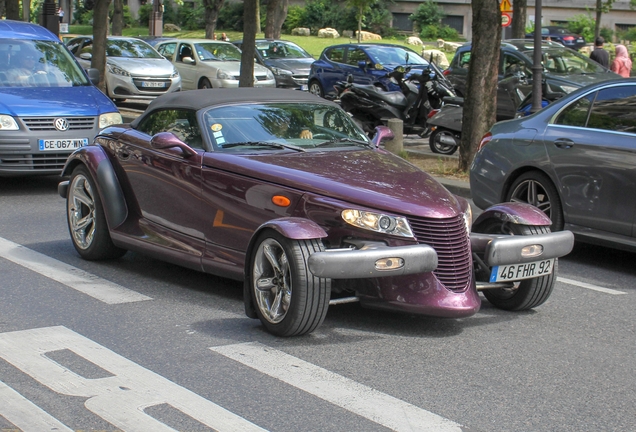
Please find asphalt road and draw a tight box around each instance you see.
[1,172,635,432]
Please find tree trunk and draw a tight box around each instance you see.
[204,0,225,40]
[22,0,30,22]
[112,0,124,36]
[264,0,279,39]
[92,0,113,92]
[256,0,261,34]
[595,0,603,39]
[0,0,5,22]
[511,0,527,39]
[458,0,501,171]
[240,0,257,87]
[272,0,288,39]
[357,7,363,43]
[5,0,19,20]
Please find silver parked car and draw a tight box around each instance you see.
[66,36,181,101]
[155,39,276,89]
[470,78,636,251]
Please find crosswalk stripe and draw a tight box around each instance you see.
[211,342,464,432]
[0,237,151,304]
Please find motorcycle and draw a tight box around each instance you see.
[335,62,456,137]
[426,72,566,155]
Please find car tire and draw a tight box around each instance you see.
[506,171,564,231]
[478,223,557,311]
[249,230,331,337]
[429,129,458,155]
[66,165,126,261]
[199,78,212,89]
[308,80,324,98]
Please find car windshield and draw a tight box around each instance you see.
[364,46,429,66]
[195,43,242,61]
[107,38,162,58]
[524,47,605,74]
[203,103,370,151]
[0,39,91,88]
[256,41,312,59]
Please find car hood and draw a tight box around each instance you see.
[263,58,314,73]
[546,71,620,88]
[205,150,464,218]
[108,57,175,75]
[0,87,117,117]
[199,60,271,75]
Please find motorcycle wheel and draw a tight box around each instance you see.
[429,129,458,155]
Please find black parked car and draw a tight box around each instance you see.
[525,26,586,51]
[232,39,314,90]
[445,39,621,120]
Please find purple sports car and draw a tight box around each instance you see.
[58,88,574,336]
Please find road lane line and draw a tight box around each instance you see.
[0,380,74,432]
[558,277,626,295]
[210,342,464,432]
[0,237,151,304]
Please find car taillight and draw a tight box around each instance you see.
[427,109,440,118]
[478,132,492,152]
[443,69,451,76]
[563,36,574,41]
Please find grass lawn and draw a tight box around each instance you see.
[67,25,457,59]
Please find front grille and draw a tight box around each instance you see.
[0,153,69,171]
[408,214,471,291]
[23,117,96,131]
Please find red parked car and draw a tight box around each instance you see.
[58,88,574,336]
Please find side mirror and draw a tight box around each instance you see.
[183,56,195,65]
[86,68,100,85]
[358,60,367,69]
[80,52,92,60]
[346,74,354,83]
[150,132,197,157]
[371,125,394,148]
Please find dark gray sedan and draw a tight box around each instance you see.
[470,78,636,251]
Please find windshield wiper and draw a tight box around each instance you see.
[221,141,306,152]
[315,138,372,148]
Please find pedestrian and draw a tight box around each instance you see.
[221,33,229,42]
[57,6,64,23]
[610,44,632,77]
[589,37,609,68]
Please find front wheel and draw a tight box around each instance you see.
[506,171,564,231]
[66,165,126,260]
[308,80,324,98]
[429,129,458,155]
[198,78,212,89]
[478,222,556,311]
[250,230,331,336]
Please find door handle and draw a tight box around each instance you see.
[554,138,574,149]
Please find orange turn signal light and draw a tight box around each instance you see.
[272,195,291,207]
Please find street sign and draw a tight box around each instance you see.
[502,13,512,27]
[500,0,512,13]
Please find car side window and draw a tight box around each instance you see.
[502,54,528,77]
[587,86,636,134]
[457,51,471,68]
[325,47,345,63]
[137,109,204,150]
[554,94,594,127]
[157,42,176,60]
[177,44,194,63]
[347,48,368,66]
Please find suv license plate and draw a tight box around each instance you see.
[38,138,89,151]
[490,259,554,282]
[141,81,166,88]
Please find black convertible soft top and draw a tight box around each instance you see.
[131,88,336,127]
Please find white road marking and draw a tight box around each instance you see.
[0,380,74,432]
[211,342,464,432]
[0,236,151,304]
[0,326,266,432]
[558,277,627,295]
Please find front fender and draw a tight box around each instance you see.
[472,202,552,232]
[60,146,128,230]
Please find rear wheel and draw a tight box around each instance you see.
[506,171,564,231]
[250,230,330,336]
[308,80,324,98]
[66,165,126,260]
[478,222,556,311]
[429,129,458,155]
[198,78,212,89]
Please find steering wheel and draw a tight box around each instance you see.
[310,133,329,140]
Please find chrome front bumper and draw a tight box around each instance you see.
[471,231,574,266]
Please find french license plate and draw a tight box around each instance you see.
[38,138,89,151]
[141,81,166,88]
[490,259,554,282]
[300,84,308,91]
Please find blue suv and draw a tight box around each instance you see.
[308,43,431,99]
[0,20,121,176]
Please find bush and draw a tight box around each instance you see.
[283,6,306,34]
[410,0,445,32]
[217,1,244,31]
[137,3,152,26]
[177,1,205,31]
[567,14,595,42]
[618,27,636,42]
[420,24,459,41]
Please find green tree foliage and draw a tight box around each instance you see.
[409,0,445,32]
[217,1,244,31]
